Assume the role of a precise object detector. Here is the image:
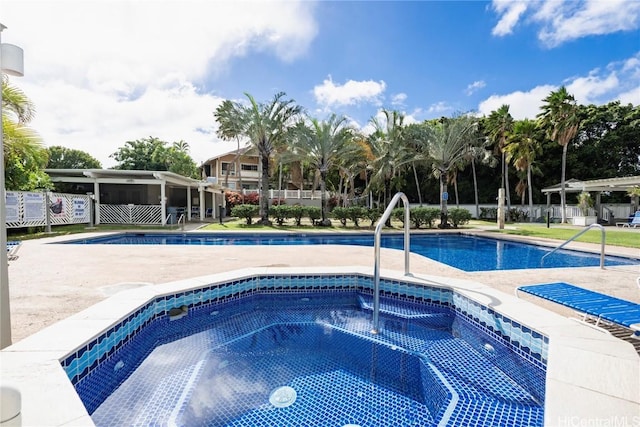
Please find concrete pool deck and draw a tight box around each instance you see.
[6,227,640,343]
[1,226,639,426]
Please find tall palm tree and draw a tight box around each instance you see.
[537,86,580,223]
[504,119,542,222]
[426,115,479,227]
[244,92,303,224]
[215,93,303,224]
[485,105,514,216]
[366,110,412,207]
[214,99,246,192]
[291,114,359,225]
[403,122,433,206]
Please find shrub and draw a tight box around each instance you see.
[332,207,349,226]
[328,196,339,211]
[346,206,367,228]
[391,207,405,224]
[271,198,286,206]
[509,208,529,223]
[244,192,260,205]
[448,208,472,228]
[365,208,382,227]
[479,207,497,220]
[410,207,440,229]
[231,204,259,225]
[306,206,322,225]
[290,205,306,226]
[269,204,291,225]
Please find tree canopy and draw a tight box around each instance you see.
[47,146,102,169]
[110,137,199,178]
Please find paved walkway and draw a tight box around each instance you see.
[6,226,640,344]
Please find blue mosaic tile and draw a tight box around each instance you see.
[61,275,548,427]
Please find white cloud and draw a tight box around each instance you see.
[313,76,386,107]
[478,85,556,120]
[2,0,317,167]
[465,80,486,96]
[391,93,407,106]
[491,1,528,36]
[427,102,453,115]
[491,0,640,47]
[478,52,640,119]
[536,0,640,47]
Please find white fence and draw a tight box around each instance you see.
[99,204,162,225]
[5,191,91,228]
[239,189,331,200]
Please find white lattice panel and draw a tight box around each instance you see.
[99,204,162,224]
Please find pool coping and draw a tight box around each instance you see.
[1,266,639,426]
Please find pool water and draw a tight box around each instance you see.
[86,292,544,427]
[67,232,638,271]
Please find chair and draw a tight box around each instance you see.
[516,282,640,337]
[7,241,21,261]
[616,211,640,228]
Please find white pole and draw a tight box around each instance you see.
[1,24,25,349]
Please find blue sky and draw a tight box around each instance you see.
[3,0,639,168]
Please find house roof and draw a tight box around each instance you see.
[45,169,221,191]
[541,176,640,194]
[201,144,256,164]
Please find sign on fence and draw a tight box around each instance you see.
[4,191,90,228]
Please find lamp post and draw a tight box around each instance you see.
[1,24,25,349]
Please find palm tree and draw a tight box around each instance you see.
[2,76,47,190]
[537,86,580,223]
[214,99,247,192]
[291,114,359,225]
[426,115,479,227]
[366,110,413,207]
[403,122,433,206]
[215,93,303,224]
[244,92,303,224]
[504,119,542,222]
[485,105,514,217]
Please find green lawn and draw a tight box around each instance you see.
[486,223,640,249]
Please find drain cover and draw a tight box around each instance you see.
[269,386,297,408]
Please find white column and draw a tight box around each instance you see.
[199,188,205,220]
[93,181,101,225]
[211,191,217,219]
[186,186,192,222]
[160,183,167,225]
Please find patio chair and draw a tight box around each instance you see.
[7,241,21,261]
[616,211,640,228]
[516,282,640,338]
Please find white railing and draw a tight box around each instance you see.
[232,189,330,201]
[99,204,162,225]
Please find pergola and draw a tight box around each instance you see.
[46,169,224,225]
[541,176,640,217]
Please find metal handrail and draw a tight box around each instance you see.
[540,223,605,269]
[176,213,186,231]
[372,192,411,334]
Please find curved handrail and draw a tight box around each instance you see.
[372,192,410,334]
[540,223,605,269]
[177,213,186,231]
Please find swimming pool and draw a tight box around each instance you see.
[64,274,546,427]
[65,232,637,272]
